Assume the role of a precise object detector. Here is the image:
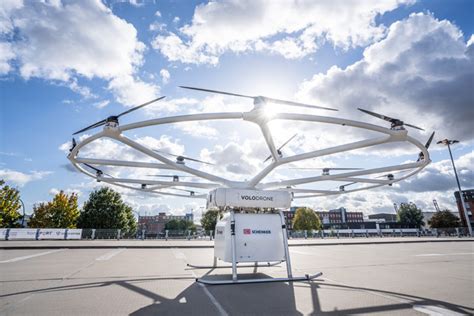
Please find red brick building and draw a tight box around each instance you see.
[138,212,194,235]
[283,207,364,230]
[455,189,474,227]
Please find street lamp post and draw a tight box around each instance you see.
[19,198,26,227]
[437,139,472,236]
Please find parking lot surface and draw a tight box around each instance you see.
[1,241,473,315]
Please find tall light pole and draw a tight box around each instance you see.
[437,139,472,236]
[19,198,26,227]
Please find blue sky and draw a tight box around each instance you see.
[0,0,473,218]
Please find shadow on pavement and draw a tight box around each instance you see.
[2,274,473,315]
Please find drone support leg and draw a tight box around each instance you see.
[280,210,293,278]
[230,210,238,281]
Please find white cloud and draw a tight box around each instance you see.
[154,10,161,17]
[0,42,14,74]
[60,134,184,162]
[49,187,82,197]
[397,151,473,193]
[108,75,159,106]
[159,68,170,84]
[0,0,159,106]
[0,169,52,187]
[297,13,474,141]
[152,0,413,64]
[149,21,166,32]
[174,121,218,139]
[94,100,110,109]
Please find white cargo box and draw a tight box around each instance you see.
[214,213,285,263]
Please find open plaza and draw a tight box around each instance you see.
[1,238,473,315]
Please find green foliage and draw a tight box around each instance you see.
[29,191,79,228]
[201,209,220,233]
[0,180,22,228]
[292,207,322,231]
[78,187,137,236]
[428,209,460,228]
[165,219,196,232]
[397,202,424,228]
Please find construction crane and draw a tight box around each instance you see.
[433,199,441,212]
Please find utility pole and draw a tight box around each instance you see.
[437,139,472,236]
[19,198,26,227]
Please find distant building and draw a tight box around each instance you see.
[138,212,194,235]
[368,213,397,222]
[283,207,364,230]
[454,189,474,227]
[316,207,364,226]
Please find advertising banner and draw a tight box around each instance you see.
[0,228,8,240]
[66,229,82,240]
[38,229,66,240]
[8,228,38,240]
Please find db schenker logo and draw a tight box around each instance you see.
[243,229,271,235]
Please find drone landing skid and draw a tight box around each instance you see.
[196,272,323,285]
[187,261,282,269]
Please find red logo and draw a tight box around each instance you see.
[243,229,251,235]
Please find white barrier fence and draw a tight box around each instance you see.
[0,228,82,240]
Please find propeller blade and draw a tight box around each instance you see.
[153,150,214,165]
[277,133,298,152]
[180,86,337,111]
[116,96,166,118]
[403,122,424,131]
[69,138,77,152]
[425,131,435,149]
[180,155,214,165]
[179,86,253,99]
[73,119,107,135]
[264,134,298,162]
[358,108,424,130]
[83,163,114,178]
[417,131,435,161]
[358,108,395,122]
[338,182,357,191]
[263,97,337,111]
[171,188,200,194]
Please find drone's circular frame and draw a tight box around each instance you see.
[68,106,430,200]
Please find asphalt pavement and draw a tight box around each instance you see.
[1,236,473,249]
[1,241,473,315]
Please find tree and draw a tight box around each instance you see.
[165,219,196,232]
[0,180,22,228]
[292,207,322,231]
[397,202,424,228]
[428,209,460,228]
[201,210,220,234]
[78,187,137,236]
[29,191,79,228]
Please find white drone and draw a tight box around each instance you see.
[68,86,433,285]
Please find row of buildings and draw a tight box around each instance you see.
[138,189,474,234]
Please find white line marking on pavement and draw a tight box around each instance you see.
[290,249,312,255]
[0,249,64,263]
[413,304,467,316]
[415,252,473,257]
[323,277,468,316]
[95,248,125,261]
[172,249,229,316]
